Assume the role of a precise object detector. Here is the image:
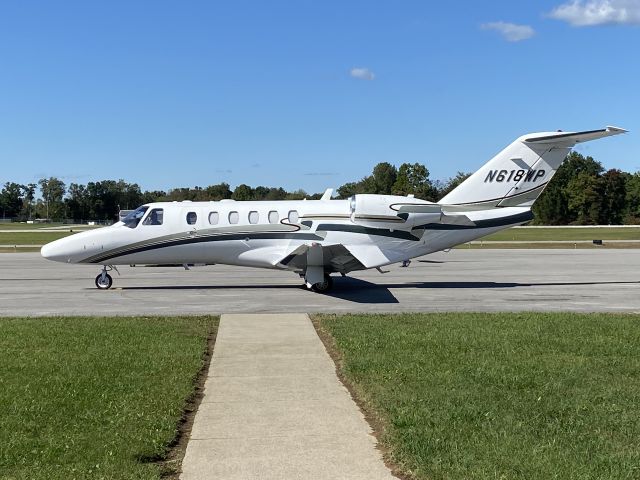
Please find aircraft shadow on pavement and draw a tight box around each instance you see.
[119,284,304,291]
[115,278,637,305]
[329,278,639,304]
[324,277,399,304]
[117,277,400,304]
[375,280,640,289]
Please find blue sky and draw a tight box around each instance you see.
[1,0,638,195]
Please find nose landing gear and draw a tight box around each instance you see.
[95,265,117,290]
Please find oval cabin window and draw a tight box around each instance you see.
[268,211,279,224]
[208,211,219,225]
[186,212,197,225]
[248,211,259,224]
[288,210,299,223]
[228,211,239,224]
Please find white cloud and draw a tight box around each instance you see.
[481,21,536,41]
[549,0,640,26]
[349,67,375,80]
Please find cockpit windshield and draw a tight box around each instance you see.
[122,206,149,229]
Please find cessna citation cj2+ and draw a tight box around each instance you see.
[41,126,626,292]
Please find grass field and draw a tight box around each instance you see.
[0,223,68,230]
[460,241,640,249]
[482,227,640,241]
[0,316,217,479]
[0,231,77,245]
[316,313,640,480]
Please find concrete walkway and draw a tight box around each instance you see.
[180,313,395,480]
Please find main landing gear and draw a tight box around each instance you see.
[95,265,116,290]
[304,273,333,293]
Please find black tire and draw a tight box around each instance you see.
[311,274,333,293]
[95,273,113,290]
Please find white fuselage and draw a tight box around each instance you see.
[40,194,530,273]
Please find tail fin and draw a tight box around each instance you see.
[439,126,626,208]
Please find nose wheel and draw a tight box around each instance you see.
[95,265,116,290]
[95,273,113,289]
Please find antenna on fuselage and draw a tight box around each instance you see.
[320,188,334,201]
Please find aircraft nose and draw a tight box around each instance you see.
[41,237,74,263]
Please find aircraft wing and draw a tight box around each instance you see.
[275,243,390,272]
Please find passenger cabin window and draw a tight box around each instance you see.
[268,211,279,224]
[186,212,197,225]
[248,211,259,224]
[228,211,239,224]
[208,211,219,225]
[122,206,148,229]
[142,208,163,226]
[288,210,299,223]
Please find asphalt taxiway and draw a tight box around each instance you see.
[1,249,638,315]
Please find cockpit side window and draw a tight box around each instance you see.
[122,206,149,229]
[142,208,164,226]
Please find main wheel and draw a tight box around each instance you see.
[311,274,333,293]
[95,273,113,290]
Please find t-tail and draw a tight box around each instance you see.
[439,126,627,209]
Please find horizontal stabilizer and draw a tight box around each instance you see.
[524,126,627,145]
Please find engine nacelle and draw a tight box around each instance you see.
[350,194,442,227]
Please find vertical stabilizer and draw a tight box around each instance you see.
[439,126,626,208]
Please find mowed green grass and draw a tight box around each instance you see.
[0,223,68,230]
[482,227,640,241]
[0,231,75,244]
[0,316,217,479]
[317,313,640,480]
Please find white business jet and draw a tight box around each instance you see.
[41,126,625,292]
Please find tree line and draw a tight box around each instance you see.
[1,153,639,224]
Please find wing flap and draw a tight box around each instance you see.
[275,242,388,272]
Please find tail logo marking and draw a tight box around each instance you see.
[484,169,546,183]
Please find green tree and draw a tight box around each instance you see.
[337,182,360,199]
[533,153,603,225]
[142,190,167,203]
[285,189,307,200]
[265,187,287,200]
[392,163,437,200]
[371,162,397,194]
[566,171,602,224]
[21,183,37,220]
[0,182,25,219]
[599,169,628,224]
[203,183,232,200]
[65,183,88,221]
[165,187,201,201]
[38,177,66,220]
[624,172,640,223]
[232,184,254,201]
